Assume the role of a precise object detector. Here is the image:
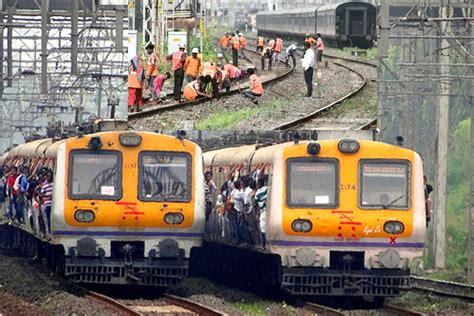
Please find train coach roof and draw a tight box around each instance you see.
[257,7,320,16]
[44,139,67,158]
[15,139,52,157]
[204,144,257,166]
[318,2,375,12]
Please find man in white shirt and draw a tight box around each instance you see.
[301,41,315,97]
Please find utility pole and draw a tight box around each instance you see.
[468,0,474,285]
[41,0,49,94]
[434,2,450,270]
[376,0,389,137]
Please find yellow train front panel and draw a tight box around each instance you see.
[60,132,199,229]
[281,140,416,240]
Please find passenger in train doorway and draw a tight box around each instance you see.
[302,41,315,97]
[0,168,6,218]
[255,177,268,248]
[168,44,186,101]
[230,179,245,244]
[242,68,264,105]
[40,171,53,236]
[424,175,433,227]
[204,171,216,221]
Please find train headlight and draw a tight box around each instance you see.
[74,210,96,223]
[292,219,312,233]
[87,136,102,150]
[384,221,405,234]
[365,35,372,41]
[119,132,142,147]
[164,212,184,225]
[338,139,360,153]
[379,249,401,268]
[307,142,320,155]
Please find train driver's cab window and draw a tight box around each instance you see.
[139,152,191,202]
[286,158,338,208]
[69,150,121,200]
[359,160,410,209]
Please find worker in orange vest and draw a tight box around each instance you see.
[144,44,159,101]
[273,35,283,63]
[242,67,264,104]
[238,33,247,58]
[183,76,212,101]
[220,33,231,53]
[256,36,265,53]
[184,47,202,83]
[202,63,224,97]
[167,44,186,101]
[231,33,240,67]
[128,55,145,112]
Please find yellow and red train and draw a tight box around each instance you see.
[0,131,205,286]
[202,138,426,298]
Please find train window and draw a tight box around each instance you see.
[286,158,339,208]
[359,160,411,210]
[138,151,191,202]
[68,150,122,200]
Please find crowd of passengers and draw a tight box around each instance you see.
[204,171,269,248]
[0,165,53,238]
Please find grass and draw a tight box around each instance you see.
[195,99,284,129]
[422,269,467,283]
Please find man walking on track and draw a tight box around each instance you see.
[231,33,240,67]
[168,44,186,101]
[302,42,315,97]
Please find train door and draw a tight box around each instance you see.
[345,8,367,36]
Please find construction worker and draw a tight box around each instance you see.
[183,76,212,101]
[144,43,159,100]
[231,33,240,67]
[202,63,223,97]
[220,33,230,53]
[242,67,263,104]
[222,64,245,92]
[305,33,317,46]
[128,55,145,112]
[256,35,265,53]
[239,32,247,58]
[273,35,283,63]
[285,43,297,67]
[184,47,202,83]
[261,41,273,70]
[316,33,325,64]
[168,44,186,101]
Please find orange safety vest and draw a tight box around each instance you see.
[128,65,143,89]
[239,36,247,48]
[220,36,229,48]
[232,36,240,50]
[249,74,263,95]
[274,38,283,53]
[257,36,264,47]
[184,80,199,100]
[172,50,184,71]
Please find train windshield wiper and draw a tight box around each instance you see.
[382,194,405,209]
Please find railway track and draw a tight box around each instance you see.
[410,275,474,301]
[128,46,294,123]
[303,301,423,315]
[88,291,226,315]
[269,51,377,130]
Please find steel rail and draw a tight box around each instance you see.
[128,48,294,121]
[86,291,140,316]
[410,276,474,301]
[162,293,228,316]
[269,61,368,130]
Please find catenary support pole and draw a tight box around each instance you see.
[71,0,78,75]
[41,0,50,94]
[434,3,450,269]
[468,0,474,285]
